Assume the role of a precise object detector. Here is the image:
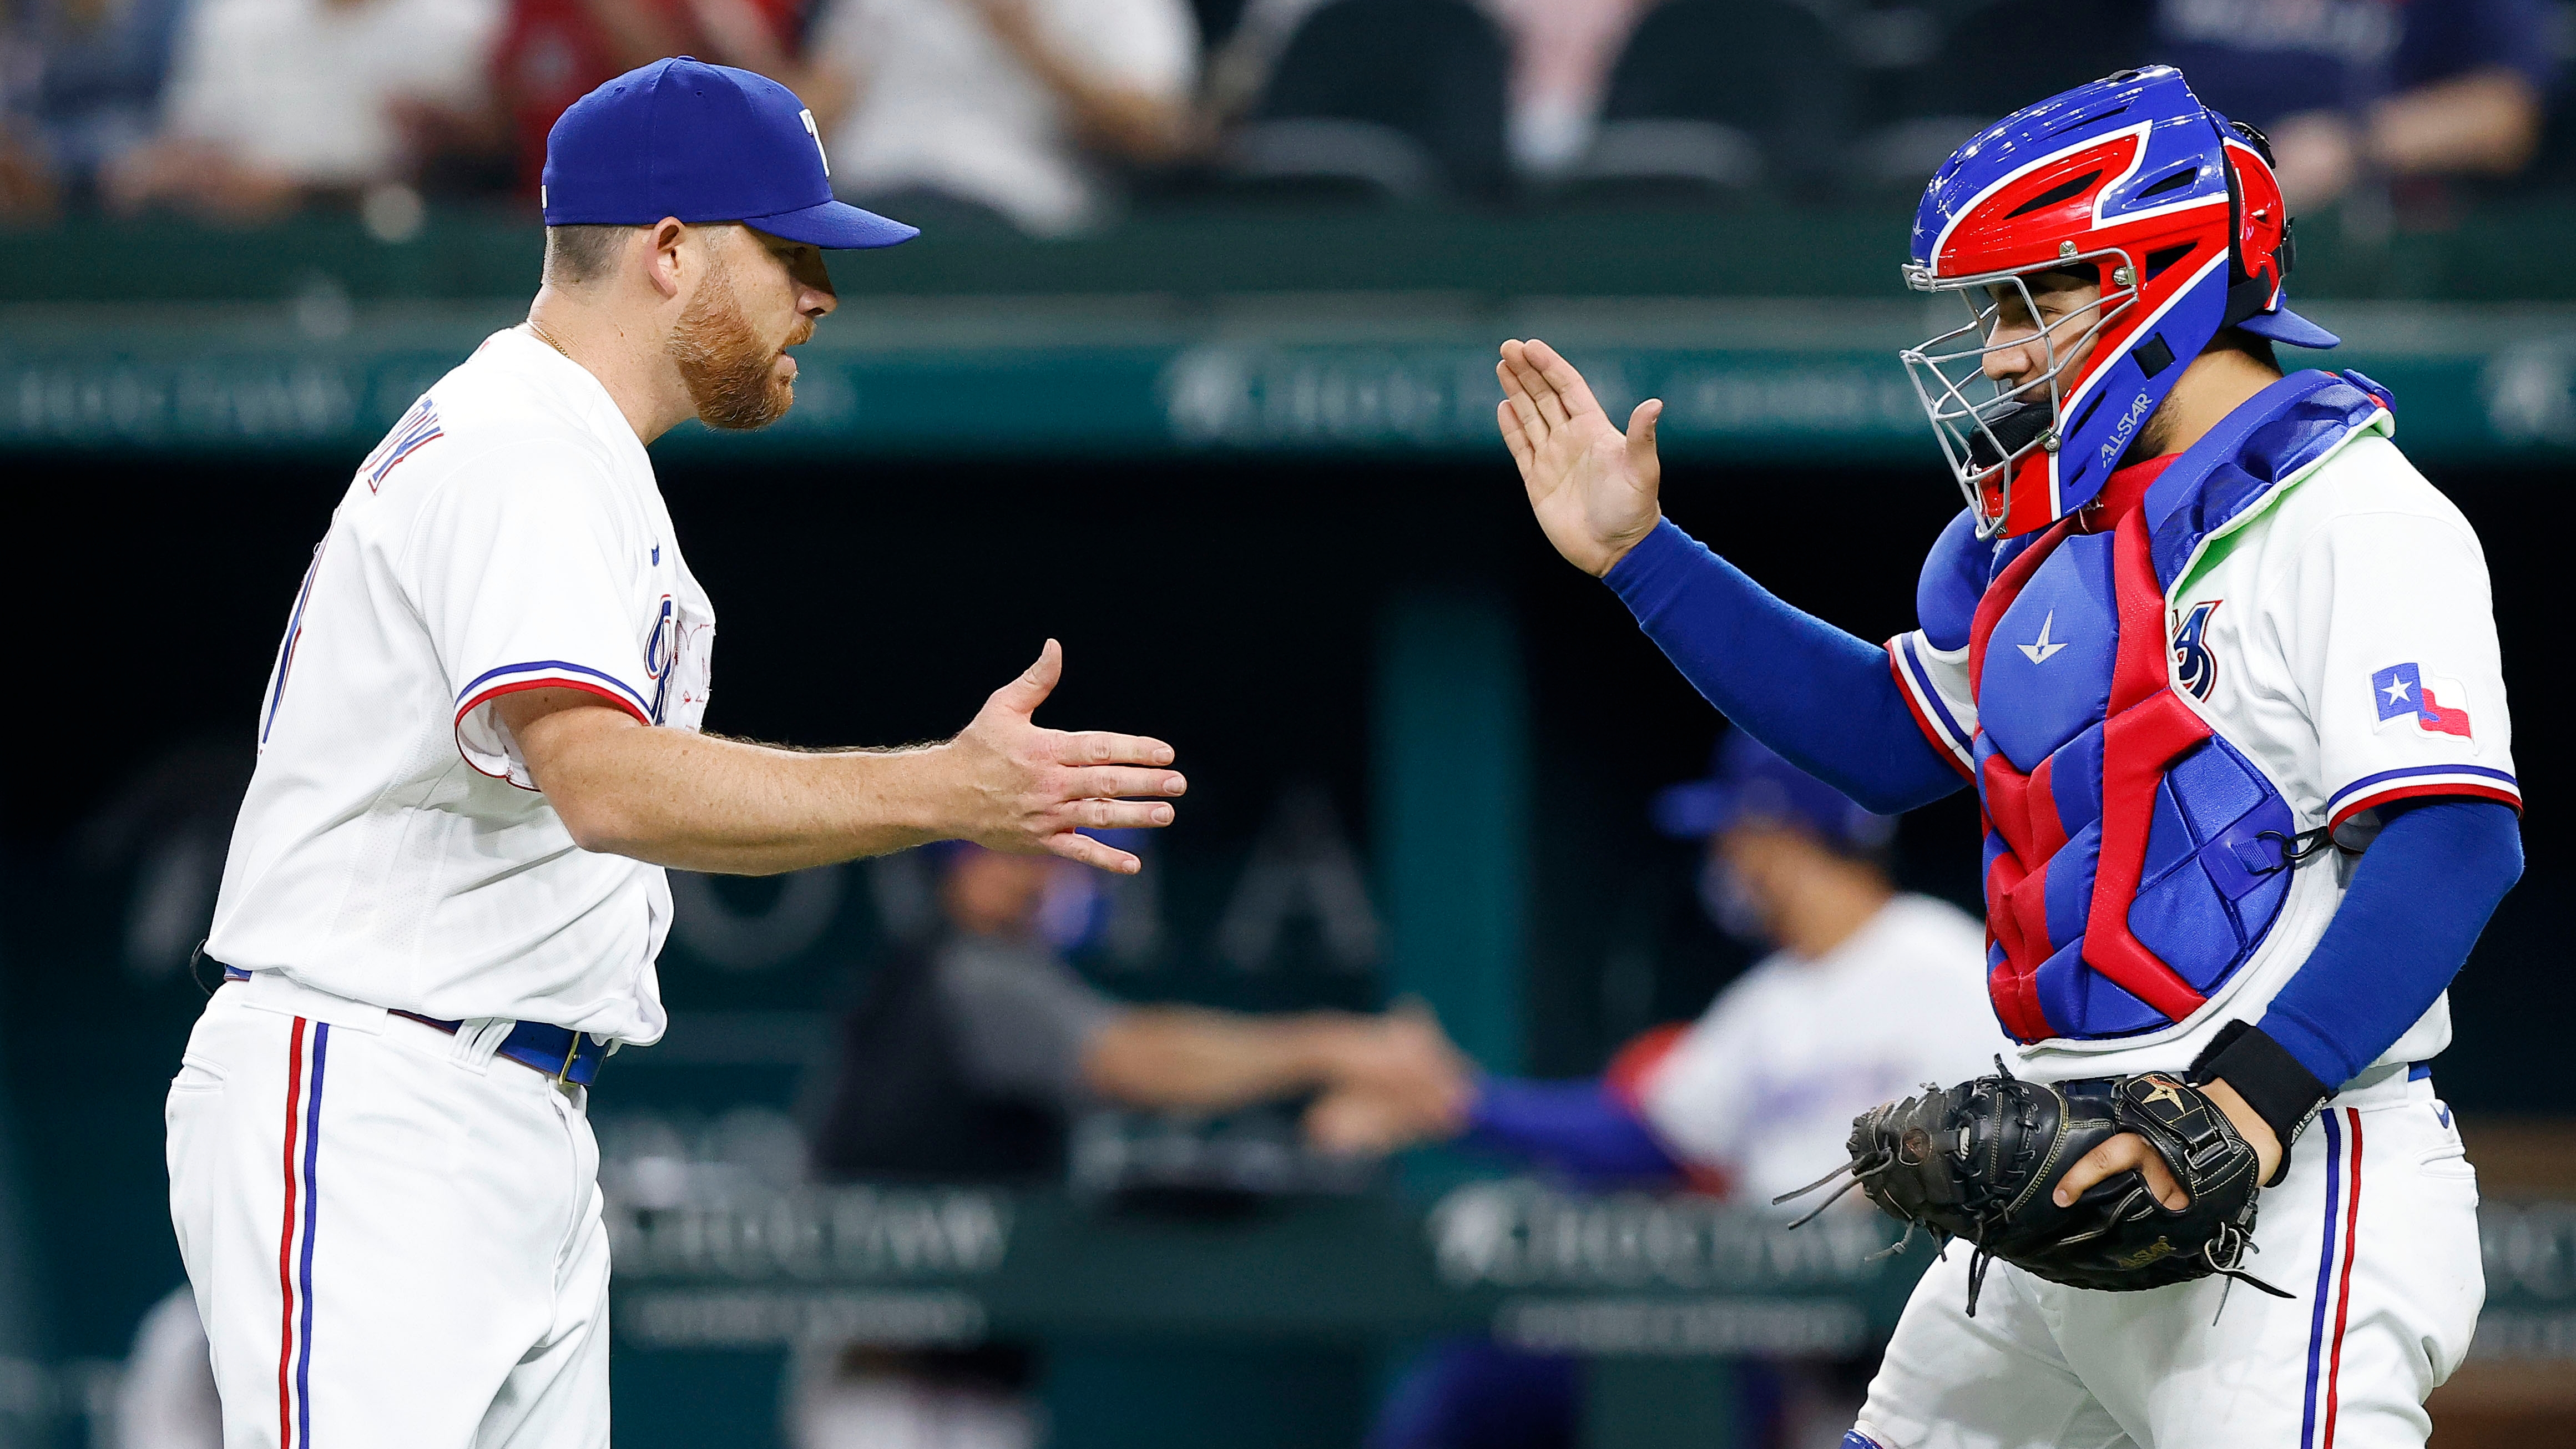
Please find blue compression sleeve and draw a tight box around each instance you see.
[1463,1077,1681,1184]
[1604,518,1963,814]
[2255,800,2523,1088]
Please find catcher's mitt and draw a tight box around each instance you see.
[1777,1059,2290,1314]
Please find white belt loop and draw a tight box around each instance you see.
[456,1018,514,1071]
[2328,1061,2417,1110]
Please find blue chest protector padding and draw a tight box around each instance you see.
[1918,370,2395,1043]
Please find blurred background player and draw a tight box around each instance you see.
[793,837,1469,1449]
[1351,734,1999,1449]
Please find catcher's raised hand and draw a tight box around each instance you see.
[1496,339,1665,577]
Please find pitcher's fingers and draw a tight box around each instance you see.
[1498,398,1536,473]
[1043,831,1143,874]
[1521,339,1607,421]
[1069,797,1178,830]
[1063,766,1186,801]
[987,638,1063,717]
[1055,729,1176,766]
[1501,340,1573,430]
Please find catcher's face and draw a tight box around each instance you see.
[1979,267,2107,397]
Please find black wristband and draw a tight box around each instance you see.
[2189,1019,2330,1186]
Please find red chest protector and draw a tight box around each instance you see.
[1954,370,2392,1042]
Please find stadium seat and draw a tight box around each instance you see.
[1226,0,1512,205]
[1847,0,2154,195]
[1558,0,1852,207]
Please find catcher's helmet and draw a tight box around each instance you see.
[1898,65,2337,539]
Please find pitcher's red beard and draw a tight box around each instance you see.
[669,265,812,431]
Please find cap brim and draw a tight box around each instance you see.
[2237,305,2340,349]
[746,198,920,249]
[1651,780,1735,840]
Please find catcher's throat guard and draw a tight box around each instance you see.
[1898,64,2336,540]
[1776,1059,2291,1315]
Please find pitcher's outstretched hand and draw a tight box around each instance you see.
[944,639,1185,874]
[1497,338,1664,577]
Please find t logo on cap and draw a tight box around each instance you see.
[541,57,914,250]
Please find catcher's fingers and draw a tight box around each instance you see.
[1497,395,1536,475]
[1496,347,1555,444]
[1625,397,1663,474]
[1519,338,1609,423]
[1062,765,1188,801]
[1499,339,1575,430]
[1053,729,1177,768]
[2053,1130,2188,1210]
[1042,830,1143,874]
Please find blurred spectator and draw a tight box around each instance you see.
[1215,0,1509,203]
[1479,0,1647,174]
[798,0,1197,236]
[1209,0,1648,176]
[104,0,502,221]
[0,0,187,217]
[1342,733,2002,1449]
[792,839,1464,1449]
[2155,0,2555,211]
[489,0,807,196]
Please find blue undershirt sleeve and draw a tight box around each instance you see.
[2256,800,2524,1088]
[1463,1077,1681,1184]
[1603,518,1966,815]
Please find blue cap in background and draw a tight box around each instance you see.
[541,57,918,250]
[1650,731,1895,854]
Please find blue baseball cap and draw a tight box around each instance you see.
[541,57,918,250]
[1651,731,1895,854]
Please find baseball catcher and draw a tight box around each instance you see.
[1498,61,2522,1449]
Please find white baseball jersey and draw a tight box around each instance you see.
[205,328,715,1045]
[1887,425,2517,1086]
[1636,893,2007,1206]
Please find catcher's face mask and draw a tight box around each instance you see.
[1900,260,2134,540]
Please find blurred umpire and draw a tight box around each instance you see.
[794,840,1466,1448]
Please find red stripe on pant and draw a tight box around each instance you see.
[276,1017,307,1449]
[2322,1108,2364,1447]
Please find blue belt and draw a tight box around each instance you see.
[221,967,611,1088]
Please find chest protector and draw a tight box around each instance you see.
[1964,370,2393,1043]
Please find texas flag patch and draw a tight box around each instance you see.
[2372,663,2474,741]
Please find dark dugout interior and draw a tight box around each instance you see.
[12,447,2564,1364]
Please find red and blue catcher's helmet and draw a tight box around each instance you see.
[1900,65,2339,539]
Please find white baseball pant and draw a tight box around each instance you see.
[1848,1068,2482,1449]
[165,976,613,1449]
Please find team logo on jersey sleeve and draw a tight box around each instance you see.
[359,396,443,492]
[2372,662,2475,743]
[2171,600,2220,701]
[643,595,675,724]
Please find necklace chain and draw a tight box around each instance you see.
[526,320,573,360]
